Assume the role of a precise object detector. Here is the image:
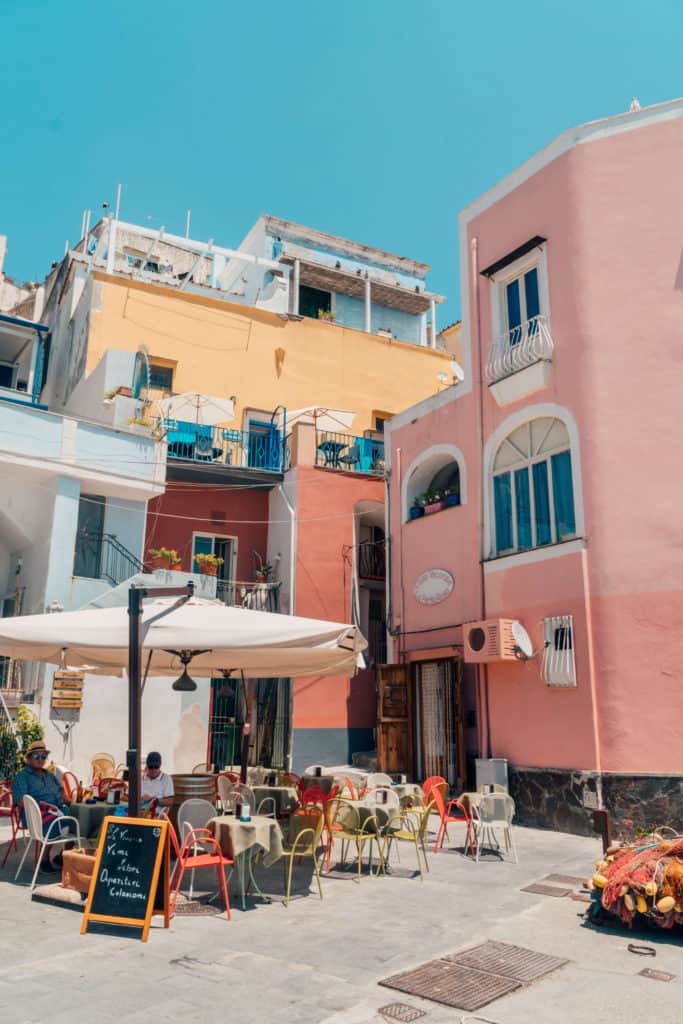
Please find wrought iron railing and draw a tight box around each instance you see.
[161,420,285,473]
[216,579,281,613]
[315,430,385,476]
[485,315,554,384]
[358,540,386,579]
[73,530,145,585]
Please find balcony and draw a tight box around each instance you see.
[216,579,281,613]
[160,420,285,485]
[485,315,554,406]
[315,430,385,476]
[0,313,50,410]
[358,540,386,580]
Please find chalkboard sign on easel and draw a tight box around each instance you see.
[81,817,170,942]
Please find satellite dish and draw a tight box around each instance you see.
[450,360,465,382]
[511,621,533,659]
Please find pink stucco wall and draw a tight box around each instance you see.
[391,111,683,777]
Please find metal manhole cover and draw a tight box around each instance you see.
[639,968,675,983]
[378,1003,426,1022]
[447,941,568,983]
[543,873,587,886]
[521,883,571,897]
[380,959,520,1011]
[173,900,223,916]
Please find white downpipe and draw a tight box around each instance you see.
[106,217,117,274]
[292,259,300,314]
[364,276,371,334]
[277,483,296,615]
[430,298,437,348]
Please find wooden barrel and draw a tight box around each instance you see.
[170,773,217,830]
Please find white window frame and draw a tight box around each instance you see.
[191,531,238,580]
[489,247,551,342]
[542,614,576,687]
[492,420,575,556]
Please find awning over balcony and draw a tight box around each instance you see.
[287,406,356,433]
[156,391,235,425]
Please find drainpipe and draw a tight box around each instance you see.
[471,235,491,758]
[429,298,437,348]
[292,259,300,314]
[581,546,604,807]
[277,481,296,771]
[364,276,372,334]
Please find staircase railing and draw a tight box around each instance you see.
[73,529,145,586]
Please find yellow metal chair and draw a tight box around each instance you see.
[380,804,433,879]
[326,798,385,881]
[280,806,325,907]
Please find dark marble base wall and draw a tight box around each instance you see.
[509,766,683,838]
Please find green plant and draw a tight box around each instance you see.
[0,719,18,779]
[127,416,153,428]
[255,562,273,580]
[16,705,43,770]
[318,309,335,322]
[421,488,443,506]
[194,553,224,567]
[148,547,181,564]
[103,388,119,400]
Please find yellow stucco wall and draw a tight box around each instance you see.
[89,273,451,431]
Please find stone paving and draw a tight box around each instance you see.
[1,818,681,1024]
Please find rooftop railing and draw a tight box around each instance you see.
[315,430,385,476]
[485,315,554,384]
[161,420,285,473]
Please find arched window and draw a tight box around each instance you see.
[492,417,575,555]
[405,446,464,519]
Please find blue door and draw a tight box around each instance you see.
[247,421,281,470]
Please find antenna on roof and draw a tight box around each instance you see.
[185,209,191,239]
[629,97,641,112]
[115,183,122,220]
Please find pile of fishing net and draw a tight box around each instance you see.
[589,829,683,929]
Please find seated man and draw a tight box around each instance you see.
[12,739,73,870]
[141,751,174,809]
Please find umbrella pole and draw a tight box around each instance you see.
[127,586,144,818]
[127,582,195,817]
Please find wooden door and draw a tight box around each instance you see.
[376,664,414,777]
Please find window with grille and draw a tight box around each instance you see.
[542,614,576,687]
[149,363,174,392]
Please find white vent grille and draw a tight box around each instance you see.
[542,615,576,687]
[463,619,520,663]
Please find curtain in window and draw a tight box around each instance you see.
[514,468,532,549]
[532,461,552,545]
[494,473,513,553]
[551,450,576,538]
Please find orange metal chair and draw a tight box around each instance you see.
[422,775,447,800]
[62,771,79,802]
[170,827,233,919]
[1,788,26,869]
[431,786,475,857]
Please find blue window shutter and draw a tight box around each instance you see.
[551,450,576,538]
[494,473,513,554]
[524,268,540,321]
[515,468,532,549]
[532,461,552,545]
[506,279,522,333]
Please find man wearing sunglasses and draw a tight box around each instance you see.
[12,740,69,826]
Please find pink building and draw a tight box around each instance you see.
[383,99,683,834]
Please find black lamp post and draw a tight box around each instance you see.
[127,581,195,817]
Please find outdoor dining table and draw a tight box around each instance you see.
[391,783,423,808]
[68,800,112,840]
[252,785,298,816]
[208,813,284,909]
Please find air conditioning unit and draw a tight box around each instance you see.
[463,619,531,663]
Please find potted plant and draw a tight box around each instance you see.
[255,561,273,583]
[444,486,461,508]
[423,488,445,515]
[318,309,336,322]
[148,547,181,571]
[194,552,224,577]
[409,497,425,521]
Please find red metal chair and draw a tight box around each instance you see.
[0,802,27,868]
[97,778,128,800]
[218,771,240,784]
[430,786,475,857]
[300,785,327,808]
[170,827,233,919]
[422,775,447,800]
[62,771,80,803]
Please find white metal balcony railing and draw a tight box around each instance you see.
[485,315,554,385]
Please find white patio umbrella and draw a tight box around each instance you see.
[0,598,366,678]
[156,391,235,426]
[0,593,367,813]
[285,406,357,434]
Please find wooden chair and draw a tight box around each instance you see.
[90,753,116,785]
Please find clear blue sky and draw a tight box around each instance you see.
[2,1,680,322]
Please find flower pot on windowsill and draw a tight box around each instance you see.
[170,563,182,571]
[152,555,172,570]
[198,563,218,577]
[409,506,425,520]
[424,501,446,515]
[445,493,460,508]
